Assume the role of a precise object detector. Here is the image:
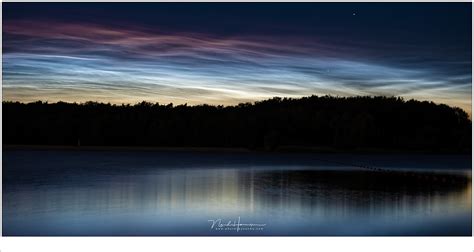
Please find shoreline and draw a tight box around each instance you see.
[2,144,471,156]
[2,145,251,153]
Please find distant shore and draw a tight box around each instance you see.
[3,144,252,153]
[3,144,470,155]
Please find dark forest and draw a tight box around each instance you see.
[3,96,471,153]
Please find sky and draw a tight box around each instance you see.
[3,3,472,114]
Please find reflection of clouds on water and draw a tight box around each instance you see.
[3,155,471,235]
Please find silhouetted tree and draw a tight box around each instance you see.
[3,95,471,153]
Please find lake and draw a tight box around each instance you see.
[3,149,472,236]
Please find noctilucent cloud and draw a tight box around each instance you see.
[3,3,472,114]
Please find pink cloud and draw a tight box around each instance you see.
[4,19,346,60]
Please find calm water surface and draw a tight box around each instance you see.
[3,149,472,236]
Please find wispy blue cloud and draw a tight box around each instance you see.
[3,18,471,114]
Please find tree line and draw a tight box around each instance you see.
[3,95,471,153]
